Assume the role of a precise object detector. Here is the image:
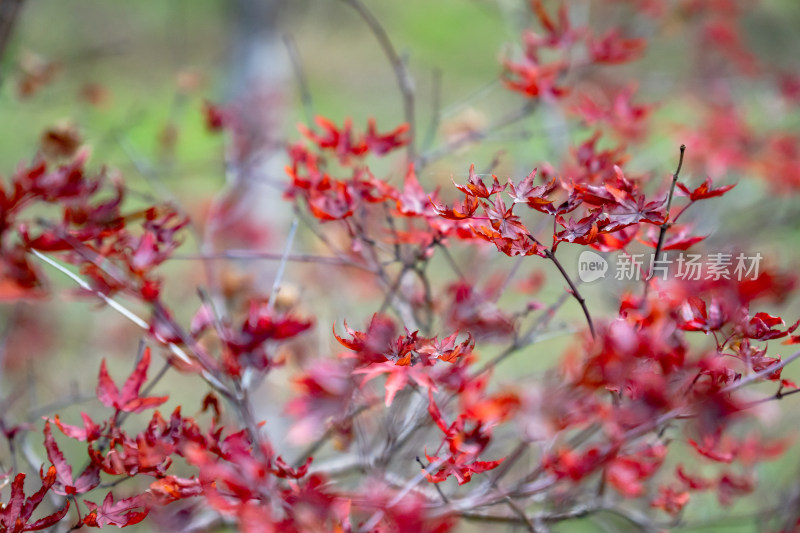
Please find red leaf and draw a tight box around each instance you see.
[43,421,100,496]
[149,476,203,504]
[589,29,646,65]
[50,413,101,442]
[431,194,479,220]
[453,164,505,199]
[507,170,556,212]
[677,177,736,201]
[96,348,168,413]
[83,492,149,528]
[97,359,121,409]
[0,468,70,531]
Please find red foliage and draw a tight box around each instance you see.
[1,1,800,531]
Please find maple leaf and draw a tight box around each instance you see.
[602,185,666,232]
[333,314,397,365]
[591,225,638,252]
[83,492,149,528]
[529,0,574,48]
[0,468,70,532]
[355,361,437,406]
[743,313,797,341]
[501,55,568,99]
[227,300,313,357]
[605,445,666,497]
[96,347,168,413]
[286,359,357,444]
[676,464,713,490]
[589,29,646,65]
[306,181,355,221]
[507,170,556,213]
[677,297,726,332]
[677,177,736,201]
[364,118,410,155]
[395,165,432,216]
[731,339,783,379]
[43,421,100,495]
[651,486,690,515]
[418,332,475,363]
[50,413,102,442]
[689,433,737,463]
[423,451,504,485]
[445,281,516,339]
[298,116,367,163]
[543,446,607,481]
[554,210,602,248]
[717,472,755,506]
[271,456,313,479]
[431,193,479,220]
[572,86,652,141]
[482,195,530,240]
[453,164,505,199]
[148,476,203,505]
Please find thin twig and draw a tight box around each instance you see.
[543,248,595,338]
[31,250,228,392]
[171,249,374,272]
[267,217,298,313]
[644,144,685,296]
[0,0,25,86]
[417,101,537,169]
[422,68,442,150]
[415,456,449,503]
[341,0,416,162]
[283,34,314,125]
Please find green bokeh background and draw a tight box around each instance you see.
[1,1,800,531]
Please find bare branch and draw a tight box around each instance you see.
[644,144,686,295]
[341,0,416,162]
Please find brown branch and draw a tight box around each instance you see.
[422,67,442,150]
[341,0,416,162]
[543,248,595,338]
[282,33,314,125]
[171,249,375,272]
[644,144,685,295]
[0,0,25,86]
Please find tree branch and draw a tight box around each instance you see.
[341,0,416,162]
[644,144,685,295]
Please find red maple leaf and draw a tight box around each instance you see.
[554,210,602,248]
[602,183,666,232]
[96,347,168,413]
[356,361,436,406]
[0,468,70,532]
[431,193,480,220]
[82,492,149,528]
[677,177,736,201]
[453,164,505,199]
[364,118,410,155]
[507,170,556,213]
[50,413,102,442]
[43,421,100,495]
[589,29,646,64]
[423,451,504,485]
[482,195,530,240]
